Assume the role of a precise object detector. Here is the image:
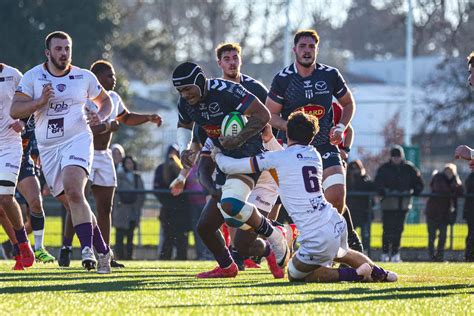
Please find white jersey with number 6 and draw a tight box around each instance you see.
[16,63,102,150]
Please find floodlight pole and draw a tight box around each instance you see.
[405,0,414,146]
[283,0,291,67]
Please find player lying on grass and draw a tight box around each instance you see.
[215,111,397,282]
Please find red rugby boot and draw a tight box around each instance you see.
[18,242,35,268]
[12,255,25,270]
[196,262,238,278]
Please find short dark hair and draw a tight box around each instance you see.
[215,42,242,60]
[294,29,319,46]
[90,60,113,76]
[287,111,319,145]
[467,51,474,66]
[45,31,72,49]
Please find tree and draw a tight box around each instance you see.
[0,0,120,71]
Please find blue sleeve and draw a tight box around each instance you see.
[177,99,193,125]
[333,69,348,99]
[268,74,285,105]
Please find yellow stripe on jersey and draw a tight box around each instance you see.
[269,168,279,187]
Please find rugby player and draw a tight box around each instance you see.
[215,112,397,282]
[0,62,35,269]
[11,31,113,273]
[265,29,363,252]
[171,61,290,278]
[58,60,162,268]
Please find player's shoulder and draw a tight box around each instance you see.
[316,63,342,76]
[108,90,121,100]
[241,74,268,93]
[1,64,22,77]
[22,64,43,78]
[72,66,96,79]
[208,78,248,99]
[273,63,297,80]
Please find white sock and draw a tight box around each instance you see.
[33,230,44,251]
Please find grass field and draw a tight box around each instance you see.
[0,216,468,250]
[0,261,472,315]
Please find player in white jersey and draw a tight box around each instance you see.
[0,63,35,270]
[215,112,397,282]
[10,31,113,273]
[58,60,162,268]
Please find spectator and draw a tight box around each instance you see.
[464,169,474,262]
[425,164,463,261]
[375,145,424,262]
[154,145,191,260]
[111,143,125,173]
[113,156,145,260]
[346,160,375,254]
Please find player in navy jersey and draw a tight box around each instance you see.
[171,62,290,278]
[266,29,363,252]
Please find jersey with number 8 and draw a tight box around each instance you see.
[16,63,102,150]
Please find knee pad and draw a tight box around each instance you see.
[219,178,254,230]
[322,173,345,191]
[288,259,311,280]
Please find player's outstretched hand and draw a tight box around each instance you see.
[169,174,186,196]
[8,120,26,133]
[86,109,101,126]
[219,135,243,150]
[37,84,54,107]
[261,124,274,143]
[180,149,196,169]
[454,145,473,161]
[340,149,348,160]
[148,114,163,127]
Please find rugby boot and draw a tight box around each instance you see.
[35,248,55,263]
[243,258,261,269]
[12,255,25,270]
[97,251,112,274]
[81,246,97,271]
[348,229,364,253]
[196,262,238,278]
[18,242,34,268]
[265,251,285,279]
[285,223,298,252]
[1,241,13,259]
[230,247,245,271]
[371,265,398,282]
[111,259,125,268]
[356,263,373,281]
[268,225,290,268]
[58,246,72,267]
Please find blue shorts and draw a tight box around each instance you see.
[315,143,342,170]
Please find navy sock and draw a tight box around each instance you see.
[255,217,274,238]
[30,212,45,230]
[214,248,234,269]
[62,236,73,248]
[371,265,388,281]
[338,268,363,282]
[14,226,28,244]
[74,223,93,251]
[13,243,20,257]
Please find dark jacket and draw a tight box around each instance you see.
[113,171,145,230]
[425,172,463,223]
[464,172,474,222]
[347,173,375,212]
[375,160,424,211]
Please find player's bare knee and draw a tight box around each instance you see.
[0,194,13,206]
[63,187,84,204]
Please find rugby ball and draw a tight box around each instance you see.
[221,112,247,137]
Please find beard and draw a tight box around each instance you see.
[51,55,71,70]
[296,55,315,68]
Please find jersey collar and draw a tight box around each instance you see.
[43,61,72,78]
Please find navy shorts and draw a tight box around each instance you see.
[18,157,36,182]
[315,143,343,170]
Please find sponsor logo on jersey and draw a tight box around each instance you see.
[321,151,339,160]
[233,86,247,98]
[5,162,19,169]
[56,84,66,92]
[46,118,64,139]
[209,102,220,114]
[68,74,83,80]
[308,196,326,213]
[255,195,271,206]
[296,104,325,119]
[0,76,13,82]
[47,99,71,116]
[202,124,221,138]
[315,81,327,91]
[334,220,345,237]
[69,155,87,163]
[296,153,317,162]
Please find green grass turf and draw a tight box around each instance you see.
[0,261,472,315]
[0,216,468,250]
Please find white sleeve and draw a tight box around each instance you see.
[16,70,34,98]
[114,92,126,116]
[215,151,278,175]
[85,70,102,100]
[263,137,284,151]
[13,69,23,88]
[201,138,214,154]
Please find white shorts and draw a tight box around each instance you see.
[40,133,93,197]
[295,211,349,267]
[248,170,279,214]
[90,149,116,187]
[0,141,22,195]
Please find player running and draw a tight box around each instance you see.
[58,60,162,268]
[0,62,35,270]
[11,31,113,273]
[215,112,397,283]
[171,61,290,278]
[265,29,363,252]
